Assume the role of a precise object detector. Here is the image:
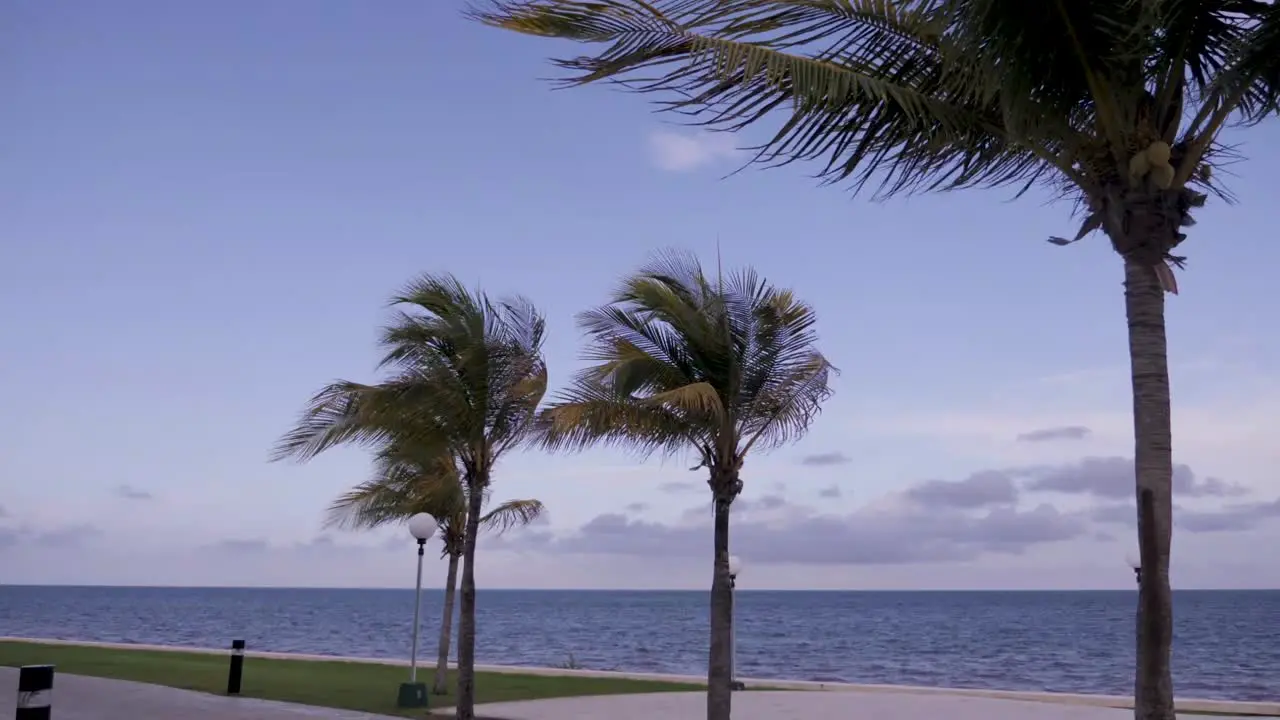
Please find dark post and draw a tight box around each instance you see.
[728,573,744,692]
[226,639,245,695]
[16,665,54,720]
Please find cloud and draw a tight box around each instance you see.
[1089,498,1280,534]
[742,494,786,510]
[209,538,270,554]
[204,535,402,557]
[800,452,852,467]
[1179,499,1280,533]
[0,505,7,518]
[624,502,649,513]
[30,524,103,549]
[543,467,1089,565]
[0,516,104,549]
[1088,504,1137,526]
[503,529,554,549]
[550,498,1083,565]
[1017,425,1092,442]
[1021,457,1248,498]
[906,470,1018,509]
[1028,458,1280,534]
[659,481,701,494]
[533,457,1280,568]
[677,492,788,521]
[647,130,738,172]
[114,484,153,500]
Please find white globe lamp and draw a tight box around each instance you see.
[408,513,436,542]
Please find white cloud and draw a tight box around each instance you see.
[647,130,738,172]
[844,364,1280,496]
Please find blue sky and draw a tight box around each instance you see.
[3,1,1279,590]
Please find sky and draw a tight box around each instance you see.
[3,1,1279,591]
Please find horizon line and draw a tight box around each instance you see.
[3,583,1277,592]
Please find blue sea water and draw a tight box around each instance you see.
[0,586,1275,701]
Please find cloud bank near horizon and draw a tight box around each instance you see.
[499,456,1278,565]
[6,453,1274,589]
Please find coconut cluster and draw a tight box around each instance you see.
[1128,141,1175,189]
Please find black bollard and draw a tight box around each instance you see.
[226,639,245,695]
[16,665,54,720]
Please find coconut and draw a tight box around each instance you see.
[1145,141,1172,166]
[1149,163,1175,190]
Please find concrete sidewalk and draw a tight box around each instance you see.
[0,668,405,720]
[6,639,1275,717]
[0,669,1265,720]
[465,691,1263,720]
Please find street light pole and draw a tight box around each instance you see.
[398,513,436,709]
[409,537,426,683]
[728,555,744,692]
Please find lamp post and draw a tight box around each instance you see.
[397,513,436,709]
[728,555,744,692]
[1126,553,1142,586]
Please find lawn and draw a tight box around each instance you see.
[0,641,703,717]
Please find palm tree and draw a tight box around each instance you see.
[272,273,548,720]
[471,3,1280,718]
[535,250,834,720]
[326,441,545,696]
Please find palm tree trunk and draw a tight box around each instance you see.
[432,551,460,696]
[706,492,733,720]
[1124,258,1175,720]
[455,478,486,720]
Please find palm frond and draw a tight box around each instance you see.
[1151,0,1256,107]
[538,248,832,470]
[537,379,705,457]
[324,436,547,551]
[1205,0,1280,125]
[644,381,727,423]
[471,0,1063,197]
[376,274,547,467]
[324,477,442,531]
[324,442,464,531]
[475,0,1277,207]
[740,350,836,453]
[479,498,547,534]
[271,381,404,463]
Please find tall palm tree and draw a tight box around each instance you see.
[272,273,548,720]
[326,441,545,696]
[471,3,1280,718]
[535,250,834,720]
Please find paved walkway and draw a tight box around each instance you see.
[0,668,401,720]
[0,669,1264,720]
[466,691,1261,720]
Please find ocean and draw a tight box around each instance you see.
[0,586,1275,701]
